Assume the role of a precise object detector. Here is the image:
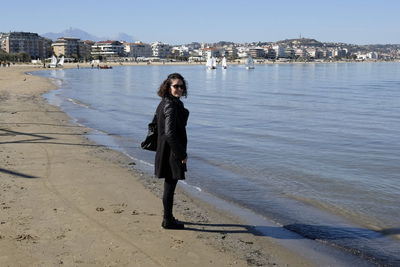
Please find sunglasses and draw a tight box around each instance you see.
[171,84,184,89]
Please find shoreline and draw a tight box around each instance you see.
[4,58,399,70]
[1,65,380,266]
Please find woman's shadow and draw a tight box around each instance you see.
[182,221,400,241]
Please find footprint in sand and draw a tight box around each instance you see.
[131,210,140,215]
[15,234,38,242]
[113,208,124,214]
[170,237,184,249]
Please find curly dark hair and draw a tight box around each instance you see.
[157,73,188,98]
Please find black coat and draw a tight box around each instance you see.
[154,96,189,180]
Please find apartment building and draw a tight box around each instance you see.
[151,42,171,58]
[81,40,95,59]
[223,45,238,59]
[0,32,51,58]
[264,47,277,59]
[272,45,286,58]
[171,46,190,57]
[91,41,125,58]
[248,47,265,58]
[295,48,308,58]
[200,47,225,58]
[124,41,152,58]
[52,37,90,59]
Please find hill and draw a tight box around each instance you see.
[275,38,324,47]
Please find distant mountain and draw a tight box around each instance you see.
[114,32,136,43]
[42,27,137,42]
[42,27,99,41]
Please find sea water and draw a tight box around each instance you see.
[37,62,400,265]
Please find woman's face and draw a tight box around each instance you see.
[169,79,184,98]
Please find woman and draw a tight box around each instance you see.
[155,73,189,229]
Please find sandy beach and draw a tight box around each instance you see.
[0,65,325,266]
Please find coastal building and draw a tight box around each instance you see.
[171,46,190,58]
[81,40,95,60]
[186,42,201,50]
[367,51,379,59]
[224,45,238,59]
[151,42,171,58]
[201,47,223,58]
[305,48,324,59]
[0,32,51,59]
[91,41,125,59]
[248,48,265,58]
[295,48,308,58]
[264,47,276,59]
[357,51,379,60]
[124,41,152,58]
[332,48,348,58]
[52,37,89,59]
[200,47,225,59]
[324,49,333,58]
[284,48,295,59]
[272,45,286,58]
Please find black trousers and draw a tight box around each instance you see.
[162,178,178,219]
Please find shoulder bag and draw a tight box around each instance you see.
[141,114,157,151]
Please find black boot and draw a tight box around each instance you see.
[162,216,184,230]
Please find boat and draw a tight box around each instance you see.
[221,57,227,69]
[49,55,58,68]
[57,56,65,67]
[48,55,65,68]
[212,57,217,69]
[99,65,112,69]
[206,56,217,70]
[245,55,255,69]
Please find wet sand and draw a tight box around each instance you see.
[1,65,322,266]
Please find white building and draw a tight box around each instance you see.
[272,45,286,58]
[200,47,225,59]
[91,41,125,58]
[236,46,249,58]
[332,48,347,58]
[367,51,379,59]
[171,45,190,57]
[151,42,171,58]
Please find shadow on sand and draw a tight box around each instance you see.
[0,128,103,147]
[0,167,38,179]
[183,221,400,241]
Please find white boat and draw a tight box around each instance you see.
[49,55,58,68]
[212,57,217,69]
[245,56,255,69]
[206,56,217,69]
[57,56,65,67]
[221,57,227,69]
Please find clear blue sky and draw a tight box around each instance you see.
[1,0,399,44]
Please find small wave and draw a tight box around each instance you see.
[180,181,202,192]
[67,98,91,109]
[122,151,154,167]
